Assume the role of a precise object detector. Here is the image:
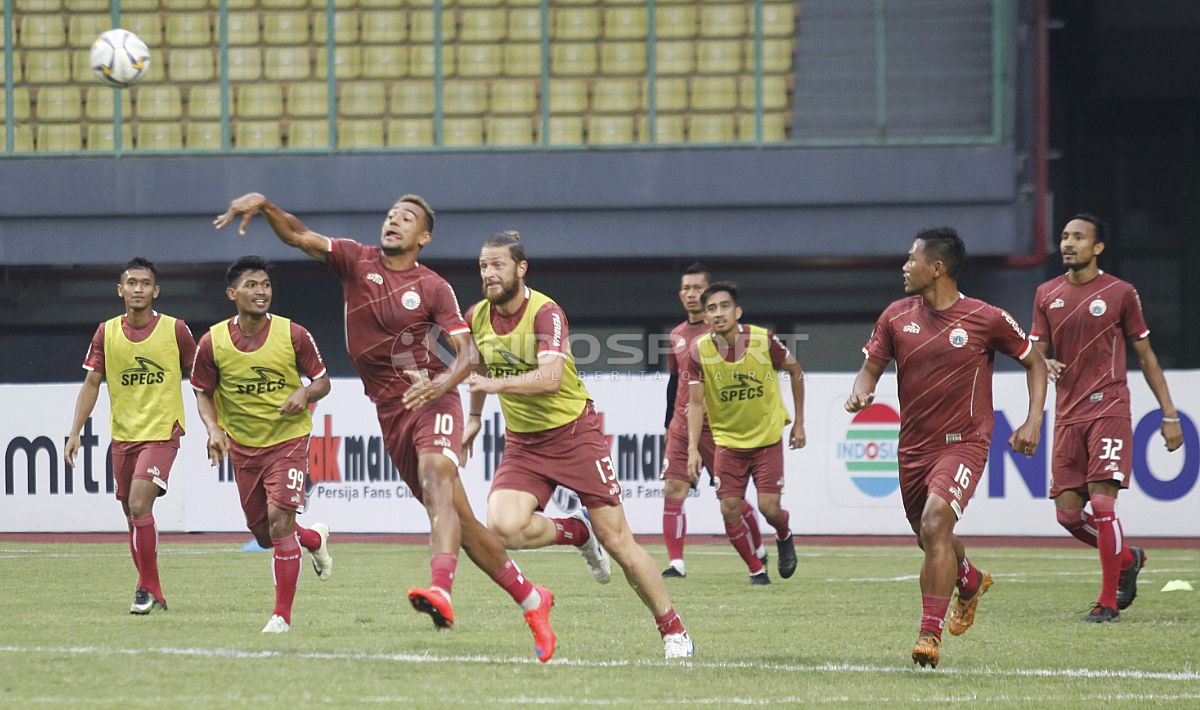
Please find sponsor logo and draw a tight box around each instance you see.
[949,485,963,500]
[290,494,300,503]
[433,436,453,448]
[147,466,161,478]
[234,366,289,395]
[946,433,962,443]
[401,290,421,310]
[1049,298,1065,310]
[365,273,383,286]
[1091,392,1104,402]
[837,403,900,497]
[718,372,765,402]
[1000,310,1027,339]
[903,322,921,334]
[488,349,533,378]
[949,327,969,348]
[119,356,166,387]
[1104,461,1120,473]
[1089,299,1107,316]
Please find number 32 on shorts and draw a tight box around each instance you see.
[595,456,620,496]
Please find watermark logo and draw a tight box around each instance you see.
[837,403,900,497]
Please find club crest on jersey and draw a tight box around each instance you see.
[401,290,421,310]
[365,272,384,286]
[1089,299,1107,316]
[948,327,969,348]
[1049,298,1065,310]
[902,322,921,334]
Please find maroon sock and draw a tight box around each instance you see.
[1056,507,1099,547]
[741,500,763,551]
[920,595,951,638]
[490,558,536,607]
[271,535,302,624]
[724,517,764,574]
[552,517,590,546]
[957,557,981,597]
[430,552,458,594]
[1116,519,1134,570]
[655,608,685,637]
[130,514,162,601]
[295,524,321,552]
[1091,494,1123,609]
[663,497,686,561]
[770,509,791,541]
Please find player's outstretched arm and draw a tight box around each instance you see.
[1132,337,1183,451]
[469,353,565,397]
[845,359,885,413]
[782,359,806,449]
[65,370,103,468]
[194,390,230,466]
[213,192,330,262]
[403,332,480,410]
[685,383,706,481]
[1008,349,1047,456]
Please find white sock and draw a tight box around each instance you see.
[519,589,541,612]
[670,559,686,574]
[755,544,767,558]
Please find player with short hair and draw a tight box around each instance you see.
[1031,214,1183,622]
[463,231,695,660]
[191,256,334,633]
[846,228,1046,668]
[214,196,556,660]
[660,264,768,579]
[66,257,197,615]
[681,282,805,585]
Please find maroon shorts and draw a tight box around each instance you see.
[713,440,784,500]
[230,435,311,528]
[492,401,622,509]
[661,420,716,485]
[1050,417,1134,498]
[899,443,989,523]
[376,390,464,504]
[111,428,181,502]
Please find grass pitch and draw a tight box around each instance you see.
[1,540,1198,707]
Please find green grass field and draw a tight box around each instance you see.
[1,540,1198,707]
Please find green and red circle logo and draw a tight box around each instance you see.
[838,403,900,497]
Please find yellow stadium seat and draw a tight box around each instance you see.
[65,0,107,10]
[313,11,359,44]
[37,124,82,151]
[700,4,747,38]
[338,118,384,148]
[690,75,737,110]
[390,81,433,116]
[547,78,587,114]
[360,11,406,44]
[164,0,208,9]
[265,47,312,80]
[34,86,82,121]
[287,82,331,118]
[262,0,308,9]
[338,81,386,116]
[287,119,331,148]
[185,121,223,149]
[121,0,162,9]
[554,8,600,41]
[187,85,226,120]
[551,43,597,76]
[308,0,358,7]
[222,0,260,10]
[123,14,164,48]
[762,3,797,36]
[687,114,735,143]
[655,5,697,39]
[503,43,541,77]
[166,13,213,47]
[460,9,506,42]
[358,0,404,8]
[457,44,503,78]
[408,0,458,6]
[71,52,94,83]
[0,53,19,83]
[25,50,71,83]
[0,88,32,122]
[86,123,133,151]
[235,120,283,149]
[442,80,488,115]
[316,46,363,79]
[737,112,788,142]
[587,115,634,145]
[16,0,62,10]
[20,15,67,49]
[754,39,794,73]
[507,8,541,42]
[263,12,310,45]
[408,45,455,78]
[600,42,646,76]
[442,117,484,147]
[546,116,583,145]
[237,84,284,118]
[8,125,34,152]
[136,123,184,150]
[228,47,264,81]
[645,77,688,112]
[738,75,790,111]
[591,78,639,114]
[84,86,132,120]
[655,41,694,75]
[361,45,408,79]
[168,48,216,82]
[67,15,109,49]
[410,10,456,42]
[224,12,262,46]
[458,0,501,6]
[603,7,647,41]
[387,118,434,147]
[136,85,184,120]
[486,116,534,147]
[638,114,686,144]
[697,40,742,73]
[506,0,541,6]
[489,80,537,115]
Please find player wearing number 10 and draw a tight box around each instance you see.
[846,229,1047,669]
[191,257,334,634]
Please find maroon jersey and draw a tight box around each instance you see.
[323,238,470,404]
[864,295,1033,456]
[82,311,197,378]
[189,315,327,395]
[667,319,710,429]
[464,290,570,358]
[1030,272,1149,424]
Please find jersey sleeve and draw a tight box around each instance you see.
[82,323,106,375]
[532,302,570,358]
[1029,285,1050,342]
[863,312,895,367]
[189,332,218,394]
[175,319,198,378]
[767,329,791,369]
[1120,286,1150,340]
[678,345,703,385]
[323,237,360,281]
[462,302,477,332]
[290,322,328,380]
[989,307,1034,360]
[430,278,470,337]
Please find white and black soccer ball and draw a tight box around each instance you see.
[90,29,151,88]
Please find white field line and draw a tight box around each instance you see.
[839,568,1200,583]
[2,644,1199,682]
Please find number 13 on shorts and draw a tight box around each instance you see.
[595,456,620,496]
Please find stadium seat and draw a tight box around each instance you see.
[687,113,736,143]
[762,3,797,36]
[263,12,310,45]
[287,119,331,148]
[690,75,737,110]
[0,88,32,122]
[70,50,94,83]
[185,121,223,149]
[387,118,434,147]
[307,0,357,8]
[547,78,587,114]
[409,45,455,78]
[638,114,686,144]
[86,123,133,151]
[553,8,600,41]
[84,86,132,121]
[223,12,261,45]
[34,86,81,122]
[19,15,67,49]
[600,42,646,75]
[460,9,507,42]
[486,116,535,146]
[442,117,484,147]
[25,50,71,83]
[313,11,359,44]
[236,84,284,118]
[64,0,107,10]
[360,11,406,44]
[489,80,537,115]
[456,44,504,78]
[315,46,361,79]
[506,0,541,6]
[655,41,694,75]
[0,53,18,84]
[507,8,541,42]
[120,0,163,9]
[261,0,308,8]
[164,0,208,9]
[591,78,639,114]
[36,124,82,151]
[646,77,688,112]
[188,85,228,120]
[503,43,541,77]
[546,115,583,145]
[235,120,283,149]
[16,0,62,10]
[227,47,264,81]
[168,48,216,82]
[551,43,597,76]
[410,10,456,42]
[457,0,500,7]
[655,5,697,39]
[697,40,743,74]
[754,39,794,73]
[358,0,404,8]
[136,85,184,120]
[7,125,34,152]
[337,118,384,148]
[166,13,213,47]
[604,6,647,40]
[389,81,434,116]
[361,45,408,79]
[442,80,488,115]
[67,15,110,48]
[587,115,634,145]
[287,82,331,118]
[265,47,312,80]
[699,4,747,38]
[338,81,386,117]
[407,0,458,6]
[123,14,164,48]
[737,112,788,142]
[136,123,184,150]
[738,75,790,111]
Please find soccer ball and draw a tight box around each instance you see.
[90,29,151,88]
